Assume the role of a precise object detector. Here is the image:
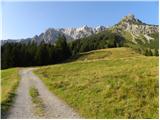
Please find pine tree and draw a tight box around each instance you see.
[55,35,71,60]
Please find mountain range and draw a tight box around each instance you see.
[1,14,158,45]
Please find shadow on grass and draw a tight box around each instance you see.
[1,92,17,119]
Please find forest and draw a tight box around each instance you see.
[1,31,159,69]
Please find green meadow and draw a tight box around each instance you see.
[34,47,159,118]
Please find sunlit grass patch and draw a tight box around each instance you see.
[1,68,20,117]
[34,47,158,118]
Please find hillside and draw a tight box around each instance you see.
[34,47,158,118]
[69,47,141,62]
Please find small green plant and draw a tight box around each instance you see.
[29,86,45,117]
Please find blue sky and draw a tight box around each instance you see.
[1,1,159,40]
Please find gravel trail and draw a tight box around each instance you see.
[7,68,81,119]
[7,69,36,119]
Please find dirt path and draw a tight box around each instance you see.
[7,68,81,119]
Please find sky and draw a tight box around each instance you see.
[1,1,159,40]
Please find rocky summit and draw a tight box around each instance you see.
[114,14,158,37]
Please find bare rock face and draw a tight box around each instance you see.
[61,25,95,39]
[95,26,106,33]
[34,25,107,43]
[115,14,158,35]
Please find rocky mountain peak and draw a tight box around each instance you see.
[95,25,106,32]
[114,14,158,39]
[77,25,92,31]
[123,14,135,21]
[119,14,144,25]
[82,25,89,29]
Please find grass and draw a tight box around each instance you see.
[75,47,141,61]
[69,47,141,63]
[1,68,20,117]
[34,47,159,119]
[29,86,45,117]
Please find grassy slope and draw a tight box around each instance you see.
[1,68,20,116]
[75,47,141,61]
[34,47,158,118]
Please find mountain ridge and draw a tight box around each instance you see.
[1,14,158,45]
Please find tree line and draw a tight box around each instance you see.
[1,35,71,69]
[69,30,125,55]
[1,31,158,69]
[2,31,126,69]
